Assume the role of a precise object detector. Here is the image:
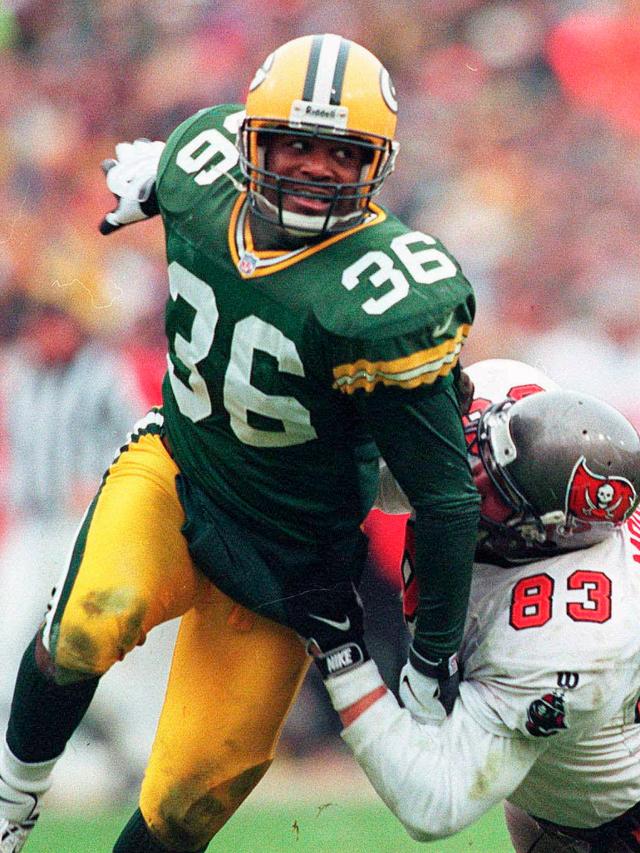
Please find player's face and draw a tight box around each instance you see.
[264,134,366,217]
[472,462,512,523]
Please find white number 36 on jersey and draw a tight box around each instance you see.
[341,232,457,315]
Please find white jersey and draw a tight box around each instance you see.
[339,480,640,839]
[462,519,640,826]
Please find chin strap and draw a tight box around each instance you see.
[251,189,365,237]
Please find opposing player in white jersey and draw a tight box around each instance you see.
[308,360,640,852]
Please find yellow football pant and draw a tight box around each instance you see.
[43,428,309,850]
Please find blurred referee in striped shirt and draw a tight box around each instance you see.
[0,297,176,802]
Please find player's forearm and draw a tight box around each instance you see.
[327,665,537,841]
[373,473,479,658]
[411,501,478,659]
[365,382,480,659]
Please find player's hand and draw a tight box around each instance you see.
[399,648,460,724]
[286,580,370,680]
[99,139,165,234]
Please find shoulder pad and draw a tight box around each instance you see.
[156,104,245,214]
[312,223,475,394]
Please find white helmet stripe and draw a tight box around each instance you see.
[329,37,350,105]
[313,34,343,103]
[309,34,345,105]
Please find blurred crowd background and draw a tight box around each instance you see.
[2,0,640,806]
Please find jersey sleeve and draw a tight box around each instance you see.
[337,670,544,842]
[329,293,474,397]
[363,382,480,661]
[310,220,476,396]
[155,104,244,217]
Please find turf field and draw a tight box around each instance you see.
[28,801,511,851]
[26,751,513,851]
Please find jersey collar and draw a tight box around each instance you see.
[228,194,386,279]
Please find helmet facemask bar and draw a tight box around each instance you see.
[476,401,558,555]
[238,120,396,237]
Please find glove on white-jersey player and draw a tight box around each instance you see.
[327,360,640,851]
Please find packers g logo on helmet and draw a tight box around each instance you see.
[237,34,399,237]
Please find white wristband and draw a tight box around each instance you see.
[324,660,385,712]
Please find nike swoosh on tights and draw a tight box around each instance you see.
[308,614,351,631]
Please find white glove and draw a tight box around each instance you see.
[399,652,460,725]
[99,139,165,234]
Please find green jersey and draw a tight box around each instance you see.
[155,104,480,658]
[157,104,472,535]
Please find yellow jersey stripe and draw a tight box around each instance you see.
[332,323,471,394]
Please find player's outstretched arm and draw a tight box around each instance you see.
[99,139,165,234]
[363,382,480,720]
[325,664,542,842]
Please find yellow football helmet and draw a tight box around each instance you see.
[237,34,399,237]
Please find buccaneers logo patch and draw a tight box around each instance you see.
[526,691,567,737]
[566,457,636,524]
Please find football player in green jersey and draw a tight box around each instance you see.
[0,34,479,852]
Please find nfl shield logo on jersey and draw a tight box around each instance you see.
[238,252,258,276]
[526,691,567,737]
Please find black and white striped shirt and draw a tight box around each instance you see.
[0,344,140,516]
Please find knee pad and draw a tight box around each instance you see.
[142,761,271,850]
[34,630,90,687]
[48,587,148,678]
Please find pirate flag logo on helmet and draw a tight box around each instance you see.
[566,457,637,524]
